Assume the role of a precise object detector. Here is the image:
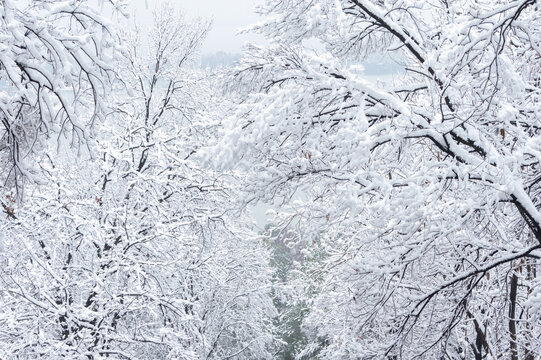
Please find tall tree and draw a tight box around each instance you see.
[214,0,541,358]
[0,5,276,359]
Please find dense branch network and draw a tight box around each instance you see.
[215,0,541,358]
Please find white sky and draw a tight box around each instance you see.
[130,0,264,53]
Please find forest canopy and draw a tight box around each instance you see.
[1,0,540,359]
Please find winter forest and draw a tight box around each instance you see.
[1,0,541,359]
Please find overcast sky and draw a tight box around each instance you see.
[130,0,264,54]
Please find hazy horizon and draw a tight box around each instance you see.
[130,0,264,54]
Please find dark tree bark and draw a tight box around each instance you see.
[509,273,518,360]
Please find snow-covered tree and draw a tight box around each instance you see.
[0,0,126,195]
[0,5,276,359]
[214,0,541,358]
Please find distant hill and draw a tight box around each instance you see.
[199,51,403,74]
[200,51,242,68]
[362,54,404,75]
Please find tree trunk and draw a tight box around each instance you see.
[524,262,536,360]
[509,273,518,360]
